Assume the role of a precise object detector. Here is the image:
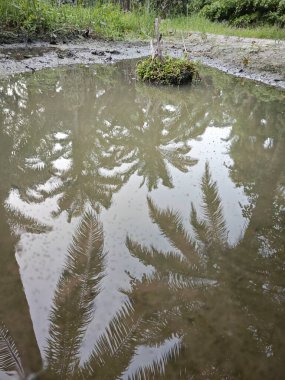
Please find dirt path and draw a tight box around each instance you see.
[168,32,285,89]
[0,33,284,90]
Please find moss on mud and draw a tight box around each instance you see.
[136,56,198,85]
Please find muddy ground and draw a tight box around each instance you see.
[0,32,284,89]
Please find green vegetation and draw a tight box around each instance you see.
[197,0,285,27]
[161,0,285,40]
[0,0,155,42]
[136,56,198,85]
[0,0,284,43]
[156,0,285,27]
[162,14,285,40]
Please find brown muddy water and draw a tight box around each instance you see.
[0,61,284,380]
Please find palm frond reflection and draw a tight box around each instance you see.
[0,323,25,380]
[1,211,180,380]
[126,162,285,378]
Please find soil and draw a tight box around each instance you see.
[0,32,284,90]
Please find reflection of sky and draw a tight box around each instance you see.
[122,335,181,379]
[52,157,72,172]
[8,121,251,367]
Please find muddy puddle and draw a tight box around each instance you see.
[0,46,57,61]
[0,61,284,379]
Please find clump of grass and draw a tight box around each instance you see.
[0,0,155,42]
[161,14,285,40]
[136,56,198,85]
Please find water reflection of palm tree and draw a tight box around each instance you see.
[0,67,129,221]
[2,63,284,379]
[127,163,285,379]
[0,74,58,376]
[36,125,126,222]
[0,212,179,380]
[113,123,197,191]
[105,86,200,191]
[43,210,183,379]
[125,163,228,377]
[1,66,204,219]
[44,211,105,378]
[0,212,116,378]
[40,67,130,221]
[0,70,70,189]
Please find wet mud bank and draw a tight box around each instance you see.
[0,33,285,90]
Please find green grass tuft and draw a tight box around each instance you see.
[136,56,199,85]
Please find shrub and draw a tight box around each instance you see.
[187,0,212,13]
[200,0,285,27]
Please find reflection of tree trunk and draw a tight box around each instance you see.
[0,134,42,374]
[0,211,42,374]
